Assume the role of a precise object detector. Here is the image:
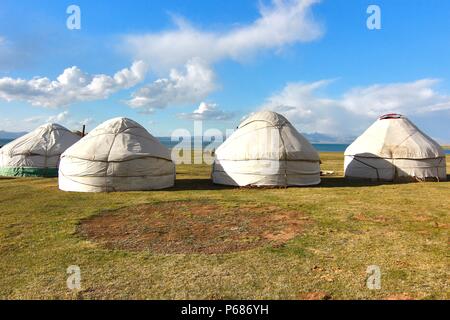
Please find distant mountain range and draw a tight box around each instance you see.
[0,130,28,139]
[160,132,356,144]
[0,130,355,144]
[302,132,356,144]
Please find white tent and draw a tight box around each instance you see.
[212,111,321,186]
[344,114,447,181]
[59,117,175,192]
[0,123,80,177]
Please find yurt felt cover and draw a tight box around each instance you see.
[0,123,81,177]
[344,114,446,181]
[59,117,175,192]
[212,111,321,186]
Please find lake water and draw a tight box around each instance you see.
[0,139,12,147]
[1,137,348,152]
[1,137,449,154]
[156,137,350,152]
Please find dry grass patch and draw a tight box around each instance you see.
[1,153,448,299]
[297,291,332,300]
[78,201,308,254]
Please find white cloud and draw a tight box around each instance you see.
[123,0,323,69]
[24,111,95,131]
[259,79,450,137]
[0,61,147,108]
[340,79,450,117]
[46,110,69,123]
[127,59,216,112]
[259,80,350,135]
[177,102,234,121]
[123,0,322,114]
[25,111,69,124]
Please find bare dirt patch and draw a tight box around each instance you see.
[78,201,308,254]
[384,293,416,300]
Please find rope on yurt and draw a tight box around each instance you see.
[104,132,119,191]
[277,124,288,187]
[392,157,396,181]
[43,126,52,177]
[436,157,444,182]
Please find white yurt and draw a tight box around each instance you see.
[0,123,81,177]
[344,114,447,181]
[212,111,321,186]
[58,117,175,192]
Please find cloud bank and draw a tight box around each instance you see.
[341,79,450,116]
[1,1,324,116]
[124,0,323,113]
[260,79,450,137]
[126,59,216,113]
[24,111,94,130]
[177,102,234,121]
[123,0,323,69]
[0,61,147,108]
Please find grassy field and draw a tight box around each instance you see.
[0,152,449,300]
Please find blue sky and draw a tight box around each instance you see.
[0,0,449,142]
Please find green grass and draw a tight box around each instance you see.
[0,152,449,300]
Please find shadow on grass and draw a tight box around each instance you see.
[169,179,234,191]
[166,175,449,191]
[319,175,449,188]
[168,177,389,191]
[319,177,389,188]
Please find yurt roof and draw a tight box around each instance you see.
[345,114,444,159]
[0,123,79,157]
[216,111,319,161]
[62,117,172,162]
[239,111,290,129]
